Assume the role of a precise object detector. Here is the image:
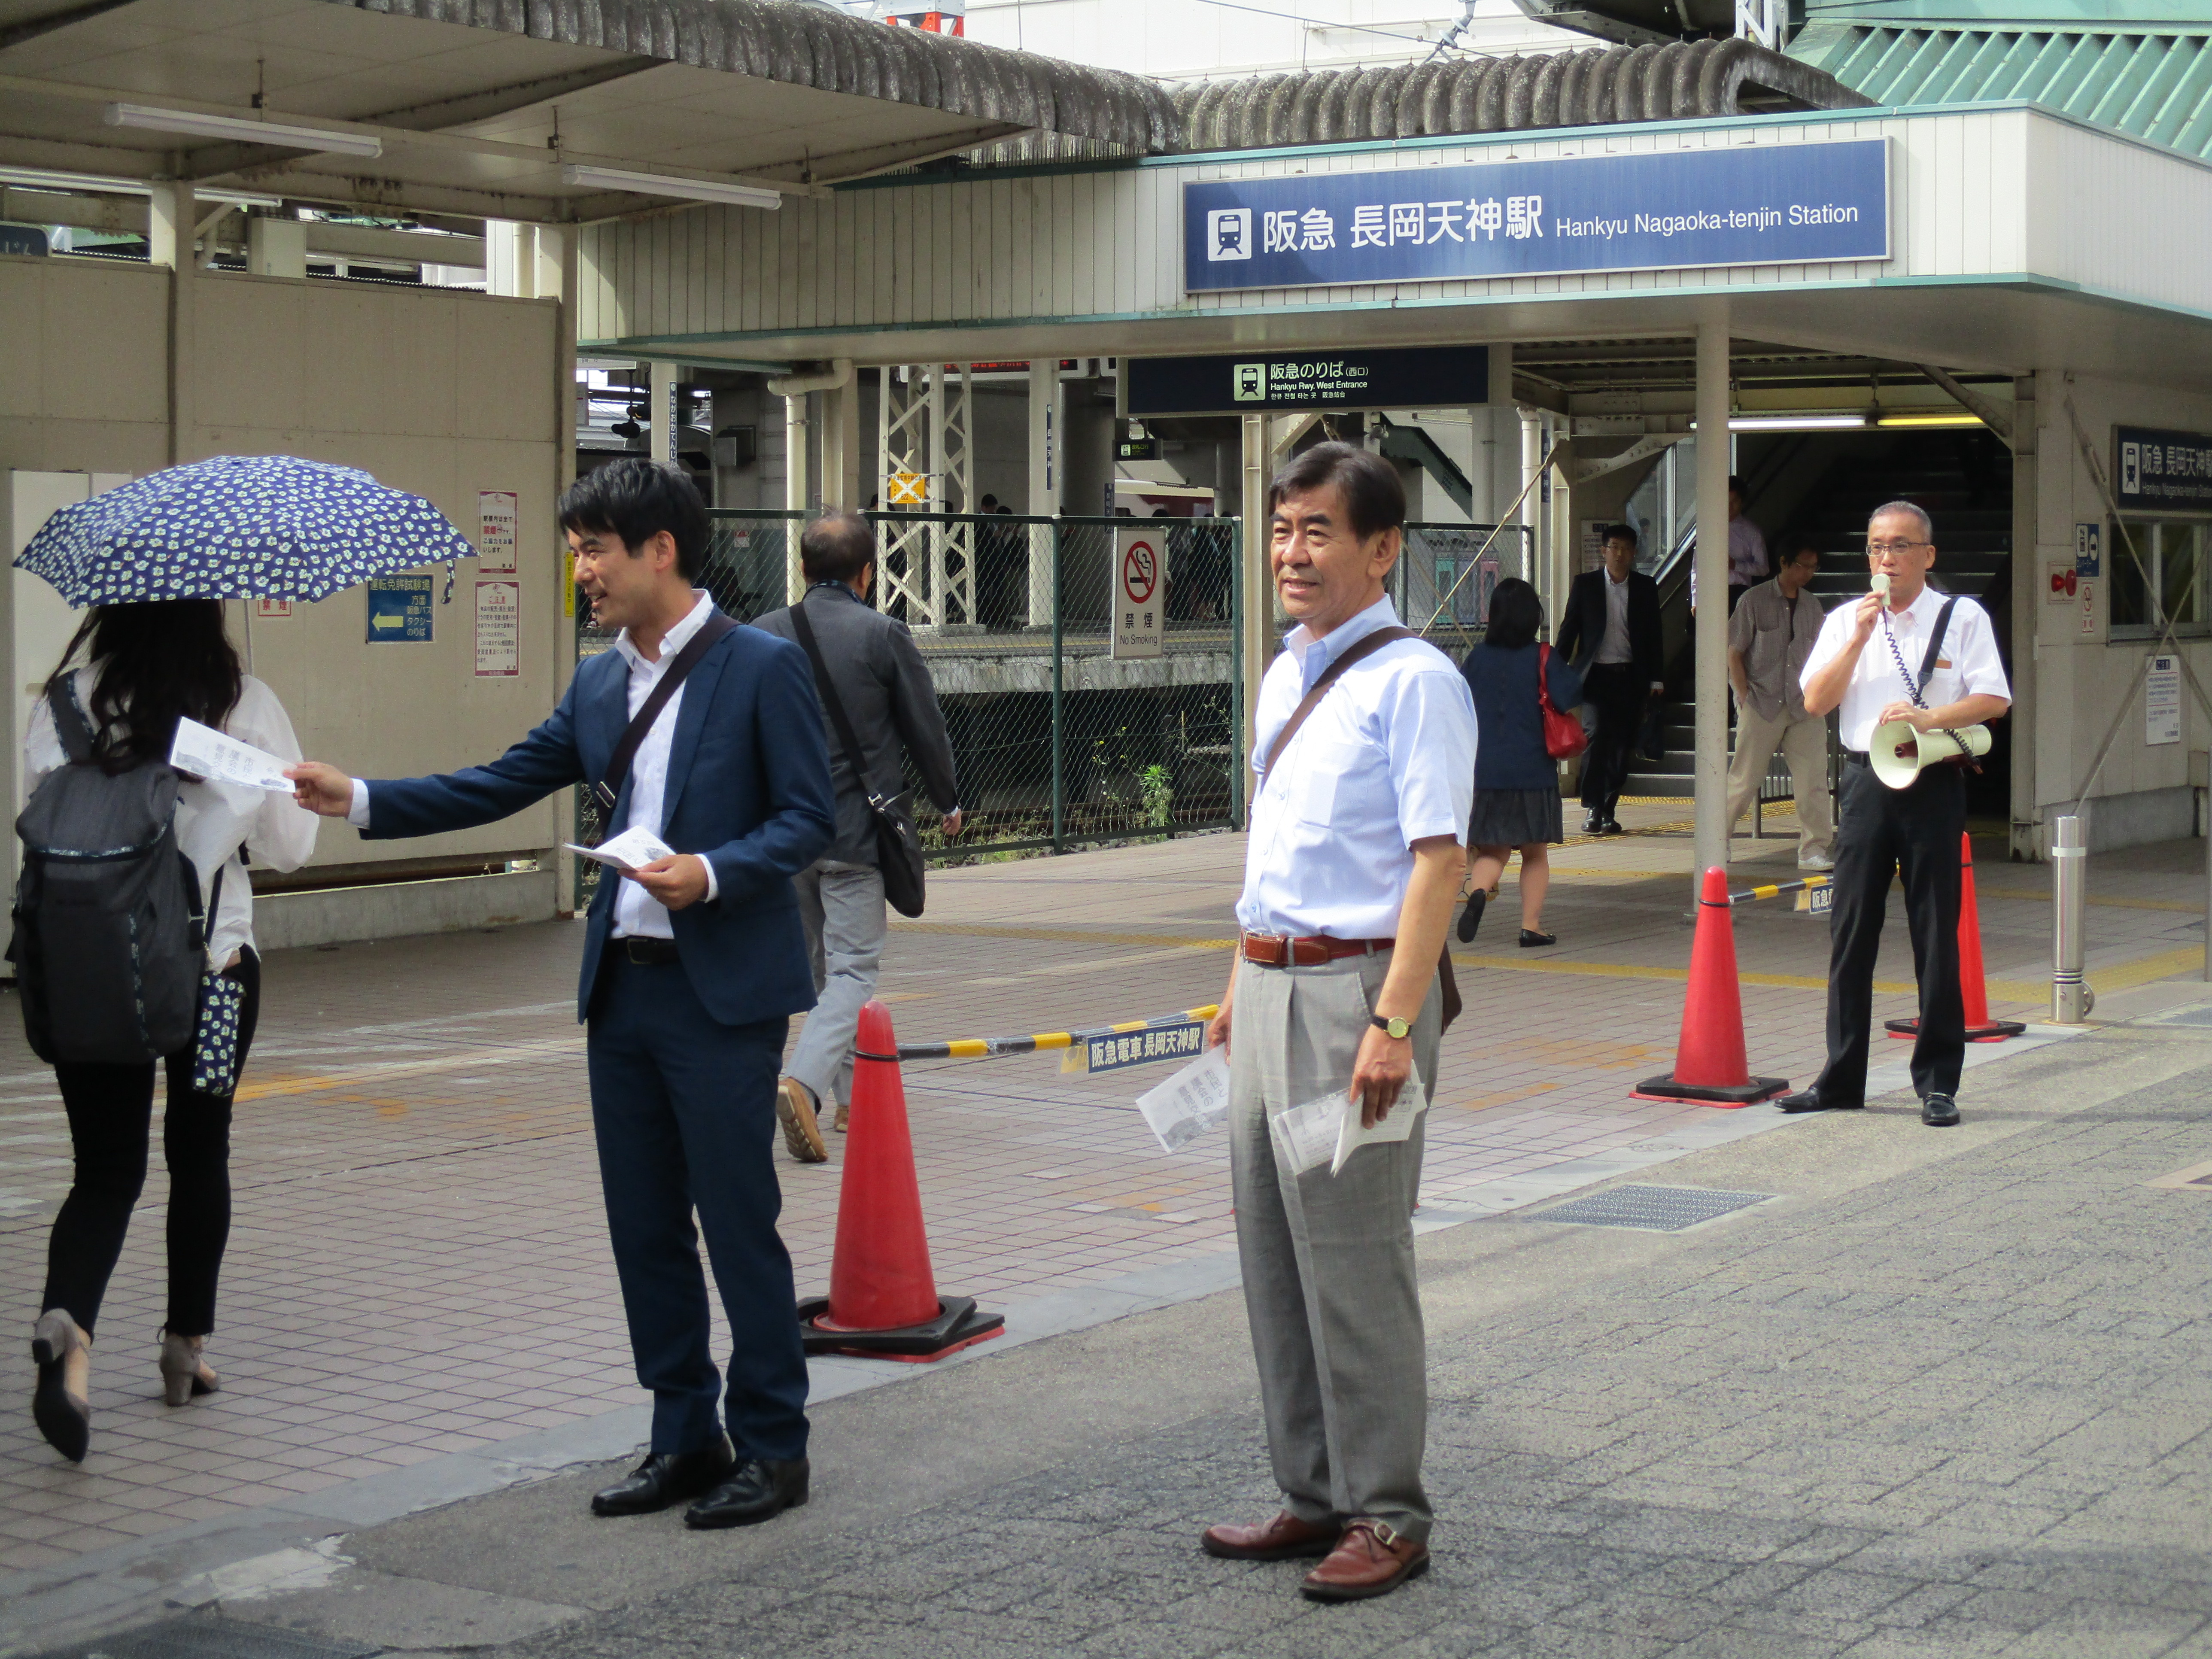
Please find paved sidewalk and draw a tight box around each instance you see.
[1,806,2205,1643]
[130,986,2212,1658]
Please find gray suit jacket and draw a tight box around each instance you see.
[753,583,960,865]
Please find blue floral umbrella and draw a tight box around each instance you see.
[15,454,477,608]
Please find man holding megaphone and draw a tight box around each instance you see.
[1774,502,2011,1127]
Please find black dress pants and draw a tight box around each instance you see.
[1815,762,1965,1106]
[1580,663,1647,811]
[42,948,261,1337]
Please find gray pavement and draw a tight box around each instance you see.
[72,1005,2212,1659]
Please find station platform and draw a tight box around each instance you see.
[0,806,2203,1635]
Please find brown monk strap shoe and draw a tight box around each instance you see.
[1300,1518,1430,1601]
[1200,1510,1342,1561]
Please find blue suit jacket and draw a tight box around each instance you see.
[362,614,837,1026]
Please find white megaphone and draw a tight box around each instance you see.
[1871,720,1992,789]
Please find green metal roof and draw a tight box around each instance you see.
[1791,22,2212,159]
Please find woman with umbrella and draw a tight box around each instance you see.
[17,455,471,1462]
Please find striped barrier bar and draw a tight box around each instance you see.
[897,1003,1222,1061]
[1727,874,1832,907]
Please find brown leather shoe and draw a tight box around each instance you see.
[1300,1518,1429,1601]
[1200,1510,1341,1561]
[776,1077,828,1163]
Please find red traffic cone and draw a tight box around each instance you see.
[796,1000,1003,1362]
[1886,833,2027,1042]
[1634,867,1788,1106]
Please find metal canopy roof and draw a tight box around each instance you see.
[1790,23,2212,160]
[0,0,1171,220]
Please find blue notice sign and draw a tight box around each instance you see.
[366,576,433,642]
[1185,138,1889,293]
[1086,1020,1207,1074]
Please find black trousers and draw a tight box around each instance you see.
[1580,663,1647,811]
[1815,761,1966,1105]
[42,949,261,1337]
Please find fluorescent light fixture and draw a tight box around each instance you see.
[103,102,383,158]
[1691,414,1870,433]
[1876,413,1984,428]
[561,163,782,210]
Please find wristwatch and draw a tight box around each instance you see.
[1370,1014,1411,1040]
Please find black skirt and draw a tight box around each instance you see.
[1468,787,1565,848]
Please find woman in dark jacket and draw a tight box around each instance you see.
[1456,578,1583,948]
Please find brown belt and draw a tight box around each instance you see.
[1239,932,1395,968]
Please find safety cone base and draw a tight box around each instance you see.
[1883,1017,2027,1042]
[796,1294,1004,1363]
[1631,1070,1789,1108]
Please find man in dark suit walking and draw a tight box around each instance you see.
[1554,523,1664,834]
[753,512,961,1162]
[288,459,836,1531]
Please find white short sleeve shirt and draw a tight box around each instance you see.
[1799,585,2010,752]
[1237,596,1478,941]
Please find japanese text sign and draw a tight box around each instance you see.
[2115,427,2212,514]
[1111,527,1165,660]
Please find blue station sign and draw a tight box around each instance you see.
[1184,138,1890,293]
[365,575,434,642]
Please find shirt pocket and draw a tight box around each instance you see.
[1292,735,1374,829]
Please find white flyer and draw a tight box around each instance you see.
[561,826,675,875]
[1269,1070,1431,1178]
[1330,1068,1427,1175]
[1135,1046,1231,1153]
[169,718,295,793]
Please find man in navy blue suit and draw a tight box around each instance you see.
[290,459,836,1531]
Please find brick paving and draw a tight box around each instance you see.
[0,805,2202,1583]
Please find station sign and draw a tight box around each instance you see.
[1124,344,1489,417]
[1085,1019,1206,1074]
[2115,427,2212,515]
[1184,137,1889,293]
[1110,526,1164,659]
[365,576,433,642]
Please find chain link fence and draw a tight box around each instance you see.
[1394,522,1534,659]
[574,511,1243,902]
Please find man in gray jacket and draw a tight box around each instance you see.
[753,512,962,1161]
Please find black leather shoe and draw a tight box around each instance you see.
[1455,889,1486,944]
[685,1456,810,1529]
[1775,1088,1863,1114]
[1581,812,1605,835]
[590,1442,736,1517]
[1600,817,1625,836]
[1921,1093,1961,1127]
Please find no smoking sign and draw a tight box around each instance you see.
[1111,526,1165,660]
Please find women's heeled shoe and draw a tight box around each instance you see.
[30,1310,91,1463]
[159,1330,219,1407]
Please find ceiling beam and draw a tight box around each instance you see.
[350,58,662,134]
[0,0,142,53]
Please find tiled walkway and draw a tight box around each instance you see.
[0,807,2200,1580]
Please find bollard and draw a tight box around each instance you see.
[2052,815,2093,1023]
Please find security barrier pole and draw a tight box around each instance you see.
[2052,814,2091,1022]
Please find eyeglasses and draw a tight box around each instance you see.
[1866,540,1930,557]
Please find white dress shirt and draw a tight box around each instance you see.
[1596,571,1632,665]
[1237,595,1478,941]
[348,589,720,936]
[29,670,320,968]
[1799,584,2010,752]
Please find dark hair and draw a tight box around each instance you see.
[1778,534,1822,565]
[1484,577,1543,650]
[1727,474,1747,496]
[1266,441,1405,539]
[799,510,875,585]
[558,458,709,581]
[51,601,243,774]
[1603,523,1638,550]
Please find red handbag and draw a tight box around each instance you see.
[1537,643,1587,760]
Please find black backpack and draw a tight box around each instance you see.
[11,681,206,1065]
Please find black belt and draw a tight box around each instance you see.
[614,936,680,965]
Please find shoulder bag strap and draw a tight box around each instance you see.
[1535,641,1559,713]
[591,612,738,817]
[1913,598,1960,706]
[1260,626,1416,777]
[47,679,94,766]
[787,601,889,807]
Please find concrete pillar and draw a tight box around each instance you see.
[822,380,860,511]
[149,179,195,464]
[1519,405,1542,598]
[246,215,305,279]
[1027,358,1059,626]
[2009,373,2040,861]
[1240,412,1269,818]
[1693,317,1733,883]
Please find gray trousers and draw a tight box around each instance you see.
[789,860,887,1109]
[1227,948,1439,1543]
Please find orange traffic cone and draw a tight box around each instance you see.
[1634,866,1788,1106]
[1886,833,2027,1042]
[796,1000,1004,1362]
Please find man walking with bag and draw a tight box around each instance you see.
[289,459,836,1530]
[1201,443,1476,1602]
[754,511,962,1163]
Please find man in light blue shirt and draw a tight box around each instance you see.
[1199,443,1477,1603]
